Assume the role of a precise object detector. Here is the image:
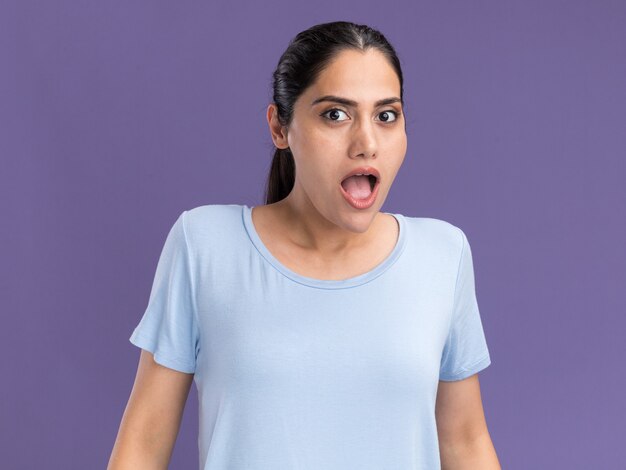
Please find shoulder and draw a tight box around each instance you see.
[401,214,467,255]
[184,203,242,219]
[178,203,245,245]
[182,203,242,230]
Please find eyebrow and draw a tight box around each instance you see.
[310,95,402,108]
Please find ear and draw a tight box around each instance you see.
[267,103,289,150]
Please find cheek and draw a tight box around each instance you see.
[301,126,342,152]
[389,135,408,165]
[298,158,339,191]
[294,130,343,172]
[389,129,407,150]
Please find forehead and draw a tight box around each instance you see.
[306,48,401,101]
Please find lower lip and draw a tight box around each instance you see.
[339,177,380,210]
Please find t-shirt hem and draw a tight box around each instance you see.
[129,331,196,374]
[438,355,491,382]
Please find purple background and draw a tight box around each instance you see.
[2,1,624,468]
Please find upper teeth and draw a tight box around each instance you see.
[356,173,368,176]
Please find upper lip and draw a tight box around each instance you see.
[340,166,381,183]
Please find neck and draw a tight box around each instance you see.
[274,187,381,257]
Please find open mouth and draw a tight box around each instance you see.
[340,173,378,193]
[339,172,380,209]
[367,174,377,191]
[339,168,381,206]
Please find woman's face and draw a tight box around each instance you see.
[273,48,407,230]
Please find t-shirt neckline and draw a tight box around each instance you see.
[241,204,407,289]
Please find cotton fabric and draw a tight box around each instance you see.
[129,203,492,469]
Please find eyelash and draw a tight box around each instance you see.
[320,108,401,124]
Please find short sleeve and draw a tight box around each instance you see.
[129,211,200,374]
[439,229,491,381]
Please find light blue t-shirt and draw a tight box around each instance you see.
[129,203,491,469]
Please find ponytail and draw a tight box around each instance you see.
[264,147,295,205]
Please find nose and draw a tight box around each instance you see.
[350,118,377,159]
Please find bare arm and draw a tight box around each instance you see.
[436,374,501,469]
[107,349,194,469]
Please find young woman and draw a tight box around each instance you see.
[109,21,500,470]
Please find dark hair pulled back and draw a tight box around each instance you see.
[264,21,404,205]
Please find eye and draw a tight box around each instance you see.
[320,108,402,124]
[321,108,349,122]
[377,110,400,123]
